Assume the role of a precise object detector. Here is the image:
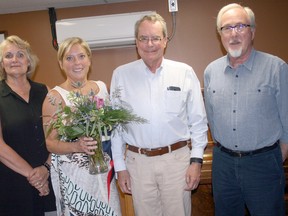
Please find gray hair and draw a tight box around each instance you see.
[135,13,168,38]
[216,3,256,33]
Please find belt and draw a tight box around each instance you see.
[215,140,279,157]
[127,140,190,157]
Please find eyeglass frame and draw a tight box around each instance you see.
[220,23,251,34]
[137,35,163,44]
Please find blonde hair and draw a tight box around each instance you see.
[57,37,92,63]
[0,35,39,79]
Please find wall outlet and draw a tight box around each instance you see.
[168,0,178,12]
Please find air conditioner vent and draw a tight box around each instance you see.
[56,11,154,50]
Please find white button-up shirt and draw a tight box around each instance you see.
[110,58,208,171]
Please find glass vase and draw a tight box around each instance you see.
[88,134,108,175]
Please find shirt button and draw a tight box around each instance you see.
[233,110,236,113]
[235,145,238,148]
[233,128,236,131]
[234,92,237,95]
[236,75,239,78]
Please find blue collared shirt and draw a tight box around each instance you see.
[204,49,288,151]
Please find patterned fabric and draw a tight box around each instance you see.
[50,81,121,216]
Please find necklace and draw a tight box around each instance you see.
[70,80,87,89]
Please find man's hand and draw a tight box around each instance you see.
[185,163,201,191]
[280,143,288,162]
[117,170,132,194]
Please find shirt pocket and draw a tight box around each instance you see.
[206,86,227,115]
[245,86,276,116]
[165,90,186,114]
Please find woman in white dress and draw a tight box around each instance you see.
[42,37,121,216]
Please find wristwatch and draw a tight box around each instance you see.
[190,157,203,164]
[43,162,51,174]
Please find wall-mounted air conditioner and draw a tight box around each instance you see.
[56,11,154,50]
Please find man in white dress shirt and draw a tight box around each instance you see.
[110,13,208,216]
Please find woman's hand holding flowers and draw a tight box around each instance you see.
[77,136,98,155]
[45,88,147,174]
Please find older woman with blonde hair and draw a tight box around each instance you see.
[0,35,56,215]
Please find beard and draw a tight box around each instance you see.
[228,47,242,58]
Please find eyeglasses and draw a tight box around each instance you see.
[138,36,162,44]
[220,24,251,35]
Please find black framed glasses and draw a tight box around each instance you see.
[220,24,251,35]
[138,36,162,44]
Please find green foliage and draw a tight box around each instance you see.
[46,89,146,141]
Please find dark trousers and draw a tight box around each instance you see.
[212,144,285,216]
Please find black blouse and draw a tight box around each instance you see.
[0,79,55,215]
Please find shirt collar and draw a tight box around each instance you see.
[141,58,164,76]
[225,48,256,72]
[244,48,256,71]
[0,79,33,97]
[0,80,12,97]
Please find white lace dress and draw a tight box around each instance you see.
[50,81,121,216]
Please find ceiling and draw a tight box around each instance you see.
[0,0,138,15]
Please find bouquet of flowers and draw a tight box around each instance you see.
[46,86,146,174]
